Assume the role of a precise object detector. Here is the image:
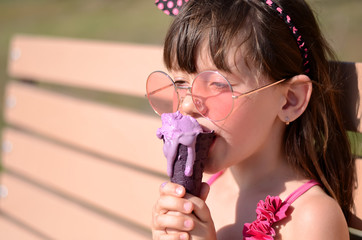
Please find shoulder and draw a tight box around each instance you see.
[281,185,349,240]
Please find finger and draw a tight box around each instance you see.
[199,182,210,201]
[153,211,194,231]
[184,194,212,223]
[153,230,189,240]
[155,195,194,214]
[164,232,189,240]
[160,182,186,197]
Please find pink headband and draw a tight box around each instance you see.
[155,0,188,16]
[155,0,311,75]
[263,0,310,74]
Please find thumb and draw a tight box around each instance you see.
[199,182,210,201]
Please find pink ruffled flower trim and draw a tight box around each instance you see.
[243,196,290,240]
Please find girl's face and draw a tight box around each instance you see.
[172,46,286,174]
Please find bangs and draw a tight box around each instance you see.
[163,0,253,74]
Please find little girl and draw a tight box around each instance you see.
[149,0,356,239]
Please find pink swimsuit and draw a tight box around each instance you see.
[207,172,320,240]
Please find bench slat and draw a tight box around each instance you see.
[338,62,362,133]
[1,173,152,240]
[5,82,165,175]
[0,215,42,240]
[2,128,167,230]
[8,35,165,97]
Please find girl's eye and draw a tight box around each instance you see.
[174,80,188,87]
[209,81,230,91]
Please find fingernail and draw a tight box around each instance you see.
[161,182,167,188]
[184,219,193,229]
[184,202,192,212]
[176,187,183,195]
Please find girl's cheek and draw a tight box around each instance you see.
[205,135,230,172]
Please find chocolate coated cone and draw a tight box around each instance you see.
[170,132,215,196]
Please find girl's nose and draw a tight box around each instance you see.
[179,92,200,118]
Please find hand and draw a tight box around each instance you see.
[152,182,217,240]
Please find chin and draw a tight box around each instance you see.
[204,157,224,174]
[204,134,232,172]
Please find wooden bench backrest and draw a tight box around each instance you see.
[1,35,168,240]
[0,35,361,239]
[342,62,362,234]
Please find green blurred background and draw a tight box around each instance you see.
[0,0,361,128]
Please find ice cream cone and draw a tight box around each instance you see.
[170,131,215,196]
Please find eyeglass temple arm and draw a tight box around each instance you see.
[232,78,287,99]
[147,83,174,96]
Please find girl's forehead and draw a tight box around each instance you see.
[168,34,264,83]
[194,42,256,79]
[170,49,261,85]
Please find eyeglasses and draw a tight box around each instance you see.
[146,70,287,121]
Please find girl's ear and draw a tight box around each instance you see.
[278,74,312,124]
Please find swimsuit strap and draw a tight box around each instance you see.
[207,170,225,185]
[284,179,320,205]
[207,172,320,206]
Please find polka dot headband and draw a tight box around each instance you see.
[264,0,310,74]
[155,0,311,75]
[155,0,188,16]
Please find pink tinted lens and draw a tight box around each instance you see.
[192,71,233,121]
[146,71,178,115]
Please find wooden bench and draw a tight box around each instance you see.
[0,34,361,239]
[0,34,168,239]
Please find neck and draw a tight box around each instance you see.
[230,156,296,192]
[229,131,302,195]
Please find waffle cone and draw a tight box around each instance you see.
[170,131,215,196]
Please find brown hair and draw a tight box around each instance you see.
[163,0,355,221]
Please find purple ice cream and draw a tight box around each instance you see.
[157,111,202,177]
[157,111,215,196]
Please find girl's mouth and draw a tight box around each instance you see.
[201,125,213,133]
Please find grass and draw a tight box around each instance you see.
[310,0,362,62]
